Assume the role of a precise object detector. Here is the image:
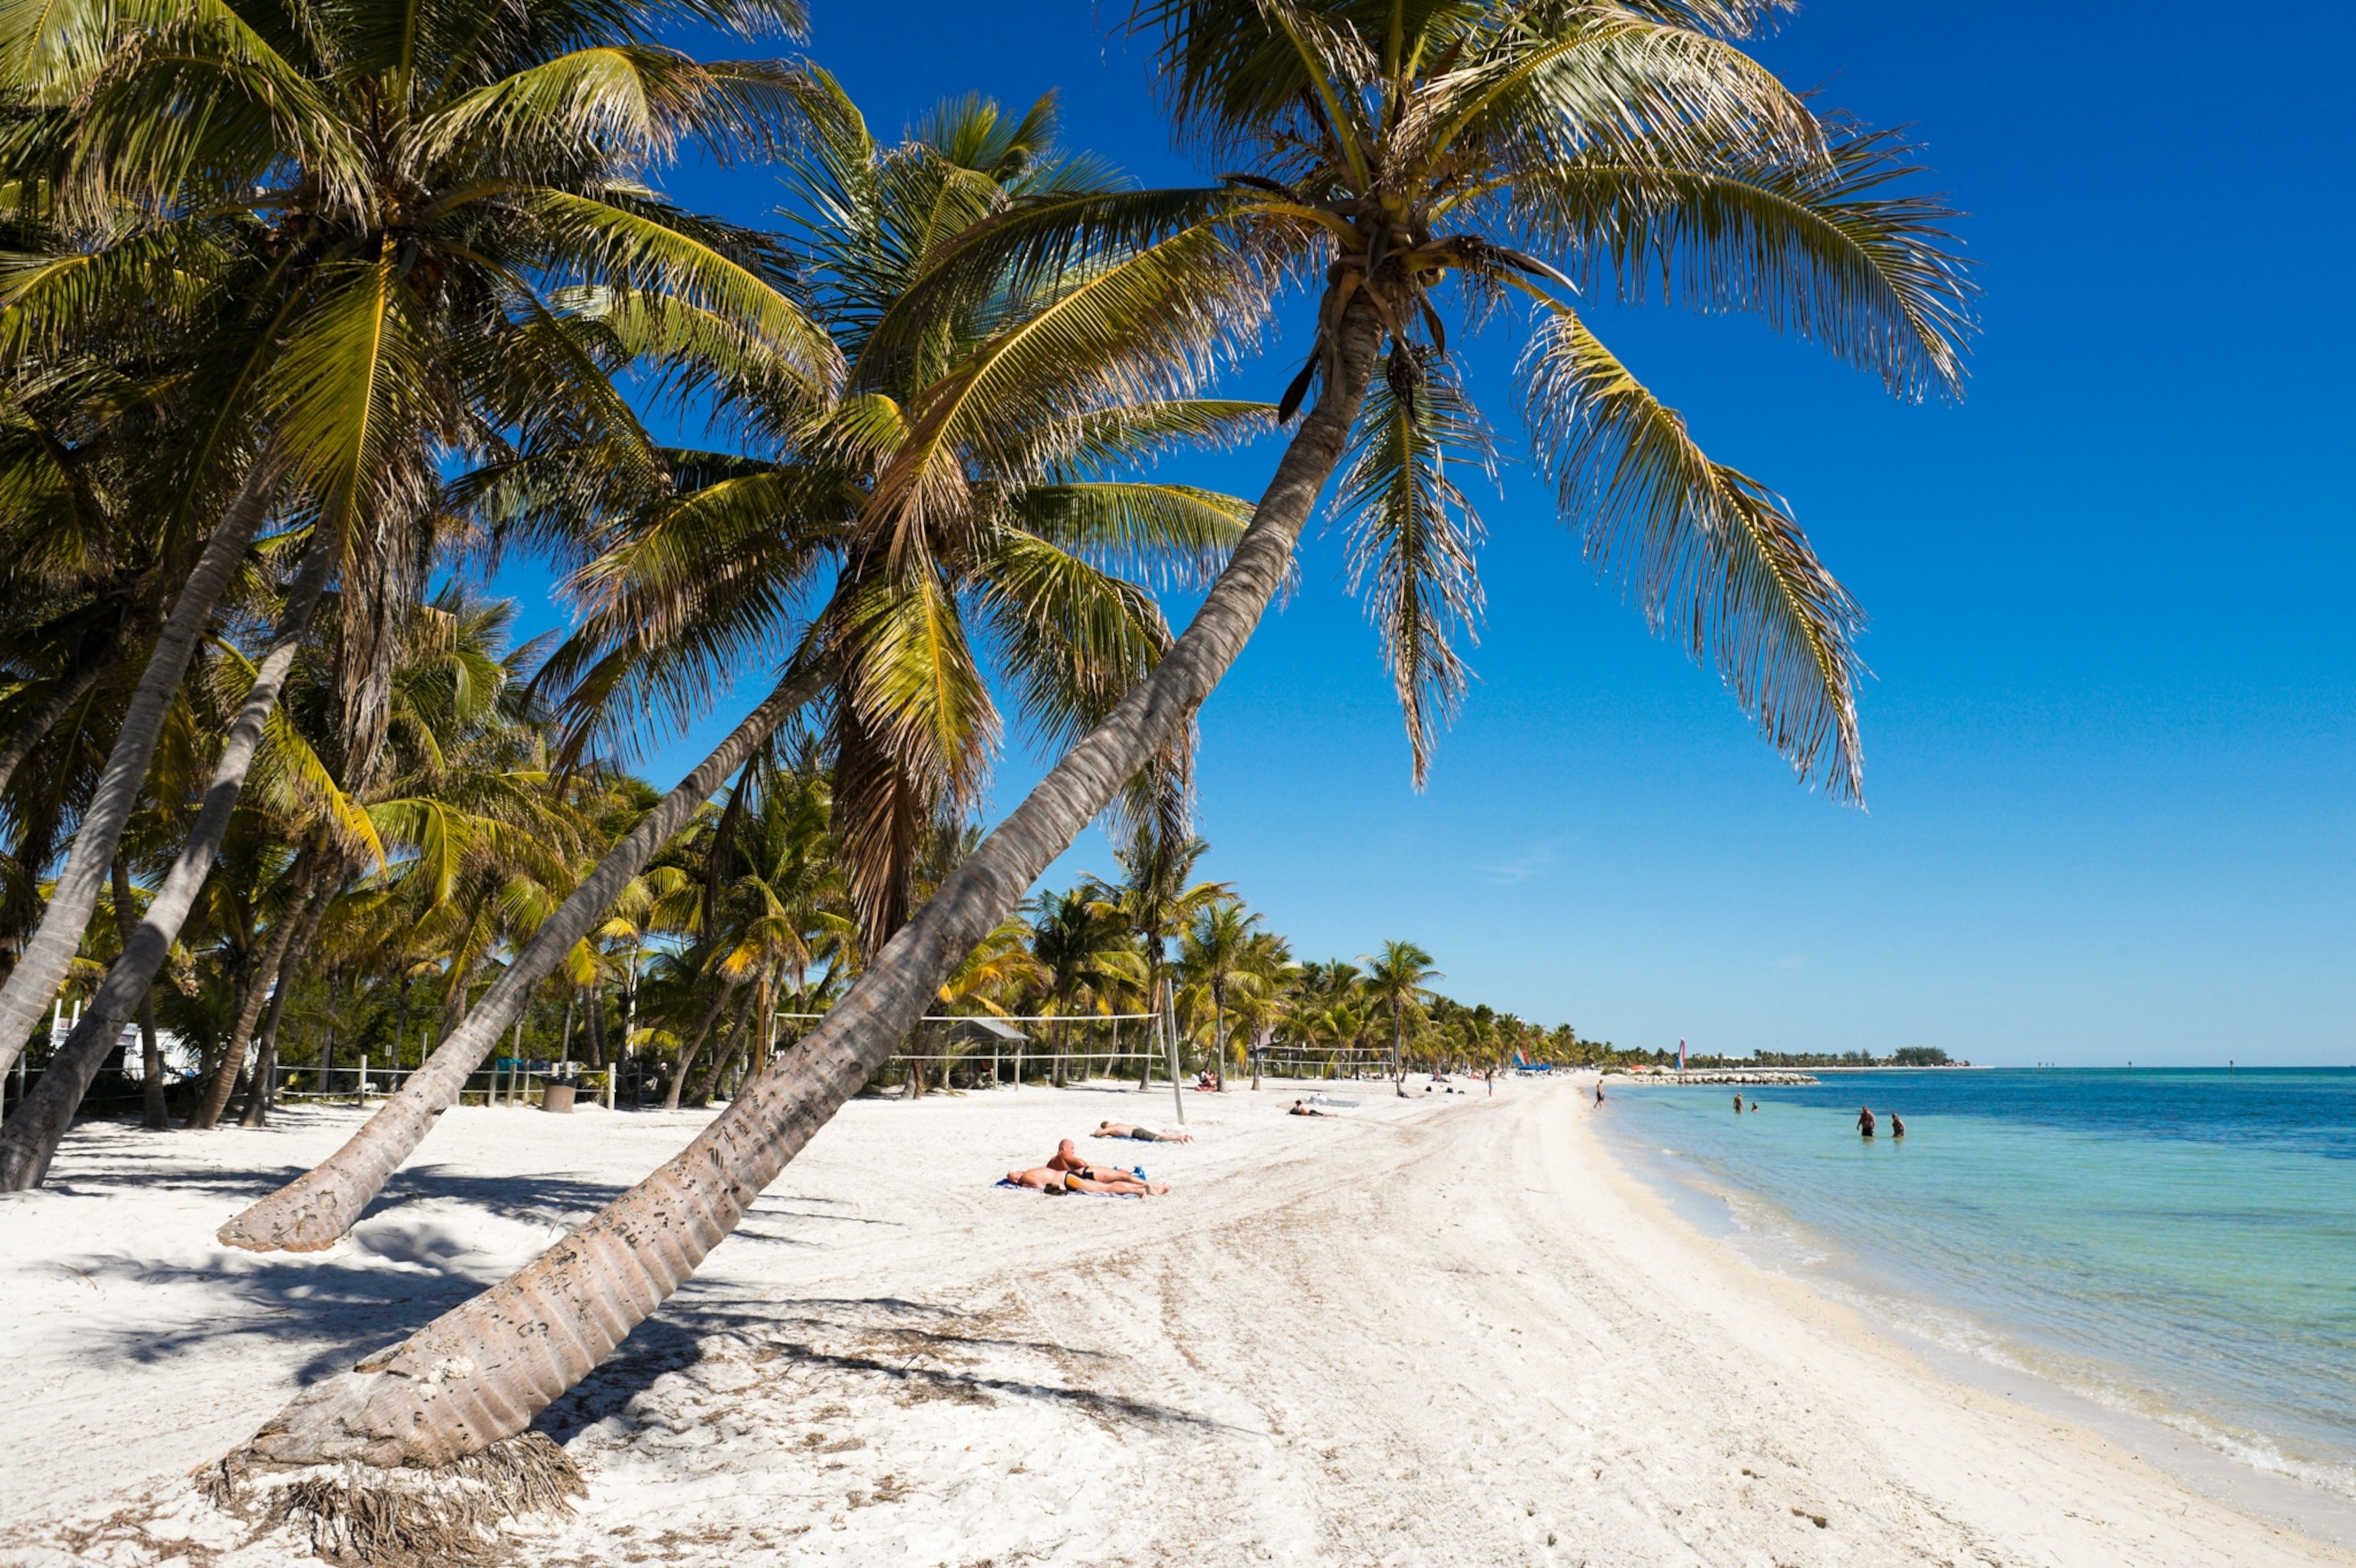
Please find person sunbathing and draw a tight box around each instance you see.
[1045,1137,1149,1183]
[1094,1120,1193,1143]
[1288,1100,1331,1117]
[1071,1168,1167,1195]
[1002,1165,1168,1196]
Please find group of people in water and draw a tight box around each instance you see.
[1732,1092,1908,1138]
[1854,1105,1906,1139]
[1001,1123,1194,1195]
[1589,1078,1910,1140]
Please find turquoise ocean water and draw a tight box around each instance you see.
[1594,1068,2356,1510]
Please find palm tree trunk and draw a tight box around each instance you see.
[438,904,491,1042]
[686,1004,754,1106]
[0,451,282,1081]
[110,855,169,1131]
[238,936,304,1129]
[661,981,735,1111]
[391,970,412,1069]
[238,303,1381,1466]
[584,984,605,1070]
[196,845,331,1130]
[218,653,837,1251]
[621,948,640,1088]
[239,876,335,1127]
[0,650,110,799]
[0,527,332,1189]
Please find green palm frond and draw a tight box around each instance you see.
[854,185,1269,380]
[262,256,447,532]
[868,214,1263,544]
[841,567,995,804]
[1334,360,1492,786]
[1025,397,1275,476]
[421,48,805,169]
[1516,120,1973,399]
[975,528,1171,758]
[1010,480,1249,587]
[527,189,836,384]
[1521,300,1862,799]
[1423,10,1825,173]
[253,702,387,867]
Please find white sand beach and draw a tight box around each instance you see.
[3,1076,2347,1566]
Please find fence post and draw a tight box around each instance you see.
[357,1054,369,1105]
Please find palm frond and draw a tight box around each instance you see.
[1521,301,1863,799]
[1515,120,1974,399]
[973,528,1170,758]
[1010,480,1248,587]
[527,189,837,386]
[1334,358,1492,786]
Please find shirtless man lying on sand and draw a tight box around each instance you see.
[1094,1120,1193,1143]
[1046,1138,1162,1184]
[1003,1165,1170,1195]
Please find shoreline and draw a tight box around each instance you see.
[1588,1089,2356,1553]
[4,1077,2349,1564]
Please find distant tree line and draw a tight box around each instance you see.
[1663,1046,1959,1070]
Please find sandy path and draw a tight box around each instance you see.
[2,1077,2344,1566]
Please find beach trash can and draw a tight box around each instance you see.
[541,1082,576,1114]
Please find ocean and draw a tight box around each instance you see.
[1594,1067,2356,1526]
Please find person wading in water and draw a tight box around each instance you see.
[1857,1106,1877,1138]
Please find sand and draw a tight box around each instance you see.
[2,1074,2348,1566]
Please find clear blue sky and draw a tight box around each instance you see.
[485,2,2356,1066]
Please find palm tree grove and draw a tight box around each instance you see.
[0,0,1980,1560]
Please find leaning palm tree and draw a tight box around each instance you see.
[0,0,829,1087]
[234,1,1968,1474]
[219,84,1262,1247]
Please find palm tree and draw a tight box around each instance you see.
[1084,824,1231,1090]
[219,84,1255,1246]
[236,2,1969,1468]
[1362,939,1441,1084]
[0,0,828,1086]
[925,916,1045,1095]
[1229,928,1297,1086]
[1028,886,1130,1084]
[1180,898,1262,1086]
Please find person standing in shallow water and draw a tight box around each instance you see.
[1857,1106,1877,1138]
[1891,1113,1907,1138]
[1733,1093,1744,1113]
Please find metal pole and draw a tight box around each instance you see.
[1163,982,1185,1124]
[357,1053,368,1106]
